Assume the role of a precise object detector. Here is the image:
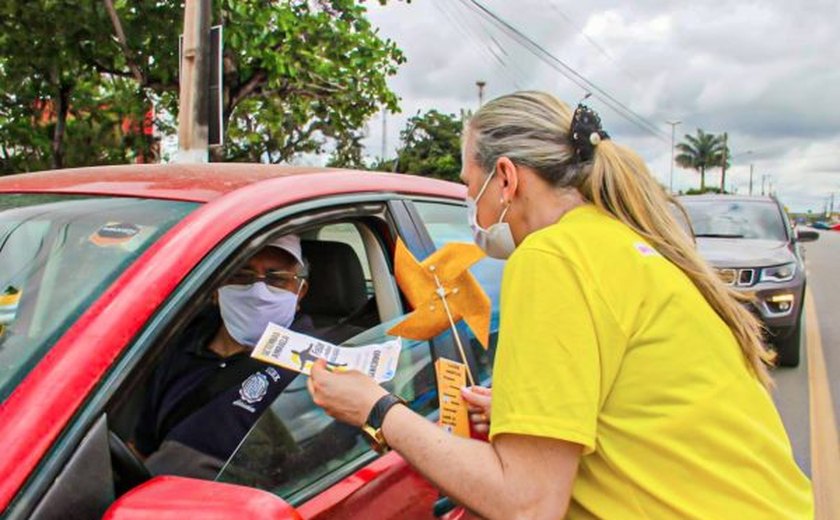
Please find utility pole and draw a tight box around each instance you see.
[761,174,769,196]
[476,80,486,107]
[381,109,387,161]
[176,0,211,163]
[749,163,754,196]
[720,132,728,193]
[667,120,681,194]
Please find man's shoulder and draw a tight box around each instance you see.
[290,313,316,336]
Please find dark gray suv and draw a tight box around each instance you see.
[679,195,819,367]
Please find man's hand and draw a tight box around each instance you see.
[462,385,492,434]
[308,359,388,427]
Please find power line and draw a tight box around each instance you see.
[448,0,533,89]
[459,0,670,141]
[544,0,643,84]
[462,0,667,140]
[434,1,502,68]
[436,0,524,90]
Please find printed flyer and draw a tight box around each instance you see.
[251,322,401,383]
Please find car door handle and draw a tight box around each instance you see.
[433,495,456,517]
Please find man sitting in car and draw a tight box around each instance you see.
[132,234,315,478]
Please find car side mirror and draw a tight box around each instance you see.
[796,230,819,242]
[102,476,302,520]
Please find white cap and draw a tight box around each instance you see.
[266,234,304,267]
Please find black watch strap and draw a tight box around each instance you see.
[366,394,405,430]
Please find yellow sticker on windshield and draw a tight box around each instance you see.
[0,286,21,325]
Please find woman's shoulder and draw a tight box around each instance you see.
[520,204,641,261]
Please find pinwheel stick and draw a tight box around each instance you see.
[431,269,476,387]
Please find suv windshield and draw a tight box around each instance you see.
[0,194,197,401]
[681,199,787,241]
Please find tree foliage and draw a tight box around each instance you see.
[0,0,405,173]
[675,129,729,191]
[0,1,156,172]
[385,109,464,181]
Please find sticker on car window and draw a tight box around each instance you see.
[251,323,402,383]
[0,286,21,325]
[89,222,151,251]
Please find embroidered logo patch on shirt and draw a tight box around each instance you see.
[239,372,269,404]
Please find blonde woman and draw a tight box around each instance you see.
[308,91,812,519]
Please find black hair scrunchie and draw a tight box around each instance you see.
[570,103,610,163]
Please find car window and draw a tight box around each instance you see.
[0,194,197,401]
[412,200,505,383]
[681,199,787,241]
[316,222,372,294]
[217,268,438,504]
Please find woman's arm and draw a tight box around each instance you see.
[308,361,581,520]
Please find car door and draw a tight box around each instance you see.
[48,190,494,520]
[208,197,461,519]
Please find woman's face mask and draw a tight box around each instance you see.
[218,282,299,347]
[467,167,516,259]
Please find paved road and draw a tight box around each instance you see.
[772,228,840,477]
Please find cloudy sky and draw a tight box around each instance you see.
[358,0,840,212]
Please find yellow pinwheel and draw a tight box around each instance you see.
[387,239,491,385]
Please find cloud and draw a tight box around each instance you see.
[361,0,840,211]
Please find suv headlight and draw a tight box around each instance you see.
[760,262,796,283]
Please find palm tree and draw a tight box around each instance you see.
[675,129,725,191]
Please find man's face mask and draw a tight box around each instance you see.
[218,282,299,347]
[466,167,516,259]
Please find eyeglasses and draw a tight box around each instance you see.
[227,270,307,290]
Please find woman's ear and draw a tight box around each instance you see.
[495,156,519,204]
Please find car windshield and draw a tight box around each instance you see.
[0,194,198,401]
[681,199,787,241]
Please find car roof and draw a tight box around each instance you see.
[678,194,777,204]
[0,163,463,203]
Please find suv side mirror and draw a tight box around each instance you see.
[796,230,819,242]
[103,476,302,520]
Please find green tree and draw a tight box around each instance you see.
[0,1,155,172]
[0,0,405,173]
[391,109,464,181]
[675,129,726,191]
[217,0,404,163]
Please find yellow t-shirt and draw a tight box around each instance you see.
[489,204,813,519]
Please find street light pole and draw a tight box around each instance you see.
[476,80,486,108]
[667,120,681,194]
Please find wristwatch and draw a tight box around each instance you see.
[361,393,406,454]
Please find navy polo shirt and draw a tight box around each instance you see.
[134,308,314,464]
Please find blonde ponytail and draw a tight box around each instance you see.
[584,140,773,387]
[469,91,774,388]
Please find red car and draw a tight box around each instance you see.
[0,164,503,519]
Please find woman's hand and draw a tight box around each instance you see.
[461,385,492,434]
[307,359,389,427]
